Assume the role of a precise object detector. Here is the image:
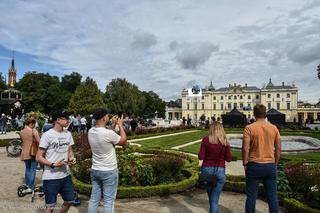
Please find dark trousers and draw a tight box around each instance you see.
[245,162,279,213]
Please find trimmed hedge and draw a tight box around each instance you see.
[0,139,12,147]
[72,149,199,198]
[283,198,320,213]
[223,175,320,212]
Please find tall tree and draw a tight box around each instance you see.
[142,91,166,118]
[0,72,7,91]
[68,77,105,115]
[104,78,146,117]
[61,72,82,93]
[317,64,320,80]
[15,72,60,112]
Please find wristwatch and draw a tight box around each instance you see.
[50,163,55,169]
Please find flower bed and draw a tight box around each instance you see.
[71,147,199,198]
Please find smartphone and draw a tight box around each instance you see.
[117,112,123,118]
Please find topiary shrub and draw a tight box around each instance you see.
[146,154,184,184]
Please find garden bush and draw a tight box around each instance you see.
[146,154,184,184]
[117,150,154,186]
[72,148,199,198]
[285,161,320,209]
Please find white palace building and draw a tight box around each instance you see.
[166,79,320,124]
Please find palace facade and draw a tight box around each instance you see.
[165,79,320,123]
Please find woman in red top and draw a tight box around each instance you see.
[198,121,232,213]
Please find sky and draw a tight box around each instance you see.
[0,0,319,103]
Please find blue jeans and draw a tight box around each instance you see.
[88,169,119,213]
[245,162,279,213]
[24,159,37,189]
[0,125,7,134]
[201,167,226,213]
[43,175,75,207]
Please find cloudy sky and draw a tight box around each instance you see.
[0,0,319,102]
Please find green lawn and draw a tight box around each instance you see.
[179,142,320,163]
[132,127,320,162]
[134,130,207,149]
[127,128,199,140]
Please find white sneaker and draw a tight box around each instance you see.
[22,188,32,193]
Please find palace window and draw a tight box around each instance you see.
[256,95,259,99]
[228,103,231,109]
[240,95,243,99]
[221,96,223,100]
[268,103,271,109]
[202,96,204,100]
[187,104,189,110]
[287,102,290,110]
[248,95,251,99]
[240,103,243,108]
[233,103,237,109]
[277,103,280,110]
[202,104,204,110]
[277,94,280,98]
[195,103,197,110]
[228,96,232,100]
[213,104,216,110]
[287,93,290,98]
[268,94,271,98]
[234,95,237,100]
[221,103,224,110]
[213,96,216,100]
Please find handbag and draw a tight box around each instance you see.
[198,173,217,189]
[29,129,39,157]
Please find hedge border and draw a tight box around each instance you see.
[0,139,12,147]
[72,149,199,198]
[282,198,320,213]
[224,175,320,212]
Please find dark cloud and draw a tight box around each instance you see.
[169,41,178,51]
[287,42,320,64]
[155,79,169,84]
[131,31,157,50]
[175,42,219,70]
[290,0,320,17]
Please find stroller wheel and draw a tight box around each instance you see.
[17,185,28,197]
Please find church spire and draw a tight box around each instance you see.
[8,52,17,88]
[11,51,15,69]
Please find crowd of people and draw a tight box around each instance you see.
[13,103,282,213]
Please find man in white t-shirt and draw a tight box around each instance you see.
[88,108,127,213]
[36,110,76,213]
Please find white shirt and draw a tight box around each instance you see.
[88,127,120,171]
[39,128,74,180]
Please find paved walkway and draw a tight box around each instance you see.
[0,147,276,213]
[0,131,20,140]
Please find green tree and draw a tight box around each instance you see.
[68,77,105,115]
[15,72,60,112]
[61,72,82,93]
[142,91,166,118]
[0,72,7,92]
[317,64,320,80]
[104,78,146,117]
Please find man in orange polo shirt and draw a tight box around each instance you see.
[242,104,281,213]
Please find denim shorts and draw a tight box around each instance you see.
[43,175,75,207]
